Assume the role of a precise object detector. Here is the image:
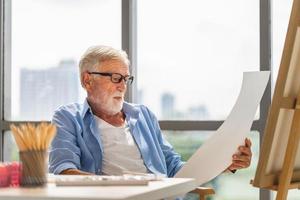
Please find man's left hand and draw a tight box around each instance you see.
[227,138,252,172]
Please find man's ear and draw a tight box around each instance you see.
[82,72,92,90]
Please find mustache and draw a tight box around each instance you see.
[112,92,124,98]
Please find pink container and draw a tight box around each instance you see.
[0,162,21,187]
[9,162,21,187]
[0,163,10,187]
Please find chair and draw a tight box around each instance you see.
[190,187,215,200]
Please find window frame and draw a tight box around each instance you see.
[0,0,272,199]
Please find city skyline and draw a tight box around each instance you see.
[19,60,80,120]
[18,59,210,121]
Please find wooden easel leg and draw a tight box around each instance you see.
[276,186,289,200]
[190,187,215,200]
[276,97,300,200]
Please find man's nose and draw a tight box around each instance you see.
[117,79,127,91]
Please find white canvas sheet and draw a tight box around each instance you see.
[175,71,270,186]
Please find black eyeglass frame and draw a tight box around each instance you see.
[87,72,134,85]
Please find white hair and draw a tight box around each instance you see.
[79,45,130,87]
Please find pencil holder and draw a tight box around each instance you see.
[10,123,56,187]
[19,150,47,187]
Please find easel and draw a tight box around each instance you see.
[252,0,300,199]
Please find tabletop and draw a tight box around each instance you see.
[0,178,197,200]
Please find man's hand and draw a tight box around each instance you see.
[227,138,252,172]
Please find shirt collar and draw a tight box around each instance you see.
[122,101,139,118]
[81,98,92,118]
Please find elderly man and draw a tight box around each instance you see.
[49,45,252,177]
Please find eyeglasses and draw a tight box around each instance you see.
[87,72,134,85]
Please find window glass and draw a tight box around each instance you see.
[5,0,121,121]
[3,131,19,161]
[137,0,259,120]
[272,0,293,86]
[163,130,260,200]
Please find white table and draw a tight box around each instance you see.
[0,178,196,200]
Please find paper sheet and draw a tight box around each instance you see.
[175,71,270,186]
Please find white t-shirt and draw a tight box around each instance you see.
[95,116,148,175]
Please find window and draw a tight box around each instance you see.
[5,0,121,121]
[137,2,263,198]
[164,131,260,200]
[272,0,293,84]
[3,131,18,161]
[137,0,259,120]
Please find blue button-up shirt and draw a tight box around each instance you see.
[49,100,184,177]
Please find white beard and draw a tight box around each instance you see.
[103,99,123,115]
[99,92,124,115]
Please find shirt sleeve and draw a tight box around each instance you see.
[145,106,185,177]
[49,108,82,174]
